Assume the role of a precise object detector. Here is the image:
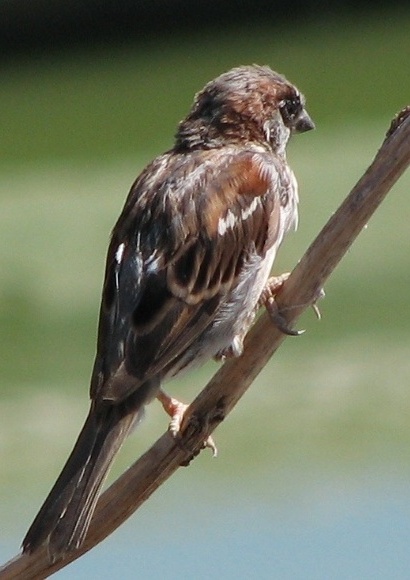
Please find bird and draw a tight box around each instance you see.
[22,64,314,559]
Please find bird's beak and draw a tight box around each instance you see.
[294,110,315,133]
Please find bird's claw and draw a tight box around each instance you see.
[311,287,325,320]
[265,297,305,336]
[311,303,321,320]
[157,391,218,458]
[260,275,325,335]
[260,273,304,336]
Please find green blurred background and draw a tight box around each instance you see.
[1,4,410,578]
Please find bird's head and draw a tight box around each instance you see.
[175,65,314,153]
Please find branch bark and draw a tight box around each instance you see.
[1,108,410,579]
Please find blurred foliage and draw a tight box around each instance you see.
[0,11,409,164]
[1,1,408,57]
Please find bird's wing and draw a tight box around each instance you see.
[91,148,284,404]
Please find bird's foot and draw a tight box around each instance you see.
[258,273,291,307]
[259,273,304,335]
[260,274,325,335]
[157,390,218,457]
[311,287,325,320]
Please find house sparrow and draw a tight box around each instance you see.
[22,64,314,558]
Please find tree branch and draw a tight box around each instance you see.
[1,108,410,579]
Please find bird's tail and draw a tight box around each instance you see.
[22,398,142,559]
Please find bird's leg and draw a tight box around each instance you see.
[259,273,325,335]
[259,273,304,336]
[157,389,218,457]
[156,390,189,438]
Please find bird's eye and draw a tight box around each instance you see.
[280,97,301,123]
